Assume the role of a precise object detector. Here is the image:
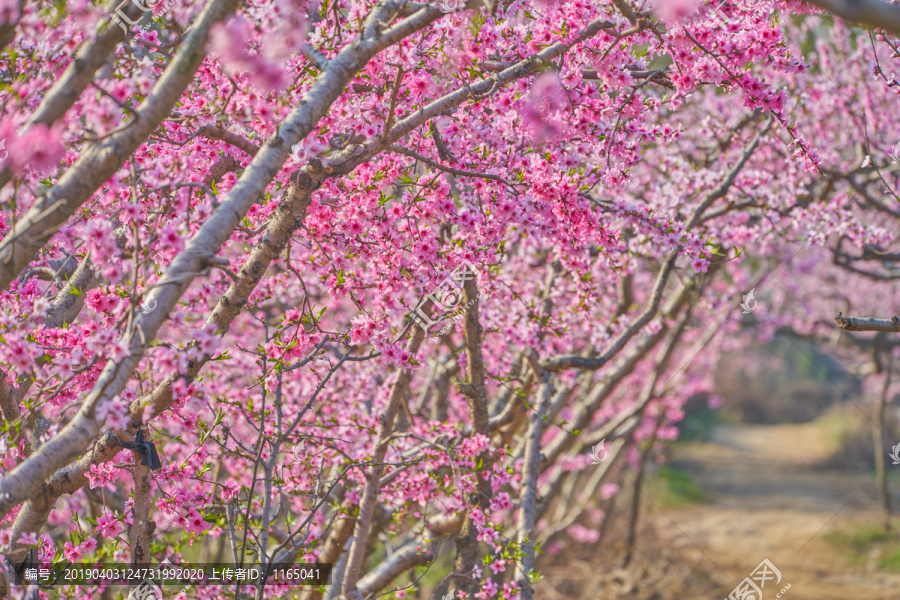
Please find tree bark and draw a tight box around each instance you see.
[836,314,900,332]
[129,437,154,565]
[873,350,893,532]
[451,277,494,597]
[129,429,155,597]
[341,328,425,600]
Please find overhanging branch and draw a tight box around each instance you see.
[835,313,900,332]
[804,0,900,34]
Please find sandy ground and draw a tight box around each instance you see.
[654,423,900,600]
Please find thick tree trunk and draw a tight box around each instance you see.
[129,458,154,565]
[452,278,494,597]
[623,430,658,568]
[873,355,893,533]
[129,435,155,599]
[622,458,645,568]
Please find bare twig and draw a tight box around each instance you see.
[835,313,900,332]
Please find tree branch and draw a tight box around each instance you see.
[540,250,677,372]
[357,539,435,596]
[835,313,900,332]
[195,123,261,157]
[804,0,900,34]
[0,0,241,293]
[341,329,425,600]
[128,429,154,567]
[450,276,493,596]
[0,0,145,189]
[0,0,445,521]
[516,350,555,600]
[389,144,513,184]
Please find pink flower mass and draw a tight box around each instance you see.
[0,0,897,598]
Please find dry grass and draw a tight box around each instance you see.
[534,518,720,599]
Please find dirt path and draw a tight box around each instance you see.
[656,423,900,600]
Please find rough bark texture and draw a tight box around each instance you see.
[0,375,19,426]
[515,352,555,600]
[129,450,154,566]
[836,314,900,332]
[451,277,495,596]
